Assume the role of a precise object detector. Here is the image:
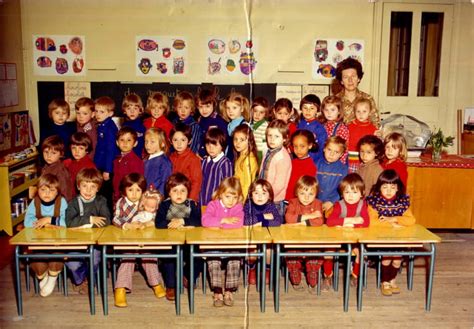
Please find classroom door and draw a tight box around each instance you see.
[377,3,453,128]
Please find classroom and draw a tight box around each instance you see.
[0,0,473,328]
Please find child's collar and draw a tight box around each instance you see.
[148,151,164,159]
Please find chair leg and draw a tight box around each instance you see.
[363,259,368,289]
[333,256,339,292]
[408,255,414,290]
[33,275,39,295]
[242,261,248,289]
[202,261,207,295]
[376,256,381,288]
[317,267,321,296]
[284,262,289,294]
[269,247,273,292]
[256,260,261,292]
[96,269,101,295]
[25,259,31,293]
[63,265,68,296]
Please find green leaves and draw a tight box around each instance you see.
[428,128,455,151]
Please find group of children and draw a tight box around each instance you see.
[26,87,414,307]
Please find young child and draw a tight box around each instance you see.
[94,96,119,183]
[144,128,172,195]
[285,130,317,201]
[66,168,111,293]
[41,135,73,201]
[169,123,202,202]
[347,97,378,172]
[326,173,370,288]
[321,95,349,164]
[297,94,326,162]
[195,88,228,158]
[220,92,250,138]
[258,120,292,215]
[24,174,68,297]
[113,127,144,204]
[75,97,97,159]
[41,98,76,157]
[200,127,233,206]
[316,136,349,212]
[122,93,146,157]
[64,132,96,197]
[232,124,258,199]
[285,176,324,293]
[172,91,201,154]
[382,132,408,188]
[366,169,415,296]
[155,173,202,301]
[273,98,298,138]
[143,92,174,138]
[113,174,165,307]
[357,135,384,196]
[244,179,282,284]
[250,97,269,163]
[202,177,244,307]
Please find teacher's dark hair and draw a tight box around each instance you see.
[336,57,364,81]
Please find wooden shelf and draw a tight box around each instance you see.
[12,213,25,227]
[11,177,38,197]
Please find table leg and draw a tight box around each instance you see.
[89,246,95,315]
[269,244,273,292]
[274,244,281,313]
[175,245,181,315]
[189,245,195,314]
[180,247,184,295]
[357,243,365,312]
[102,245,108,316]
[14,246,23,316]
[343,243,351,312]
[426,244,436,311]
[260,243,266,313]
[408,255,415,291]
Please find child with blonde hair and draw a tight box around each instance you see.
[173,91,201,153]
[382,132,408,187]
[321,95,349,164]
[122,93,146,157]
[232,124,258,199]
[144,92,174,137]
[144,128,172,195]
[202,177,244,307]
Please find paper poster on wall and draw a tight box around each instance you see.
[303,84,330,102]
[0,114,12,151]
[0,63,19,108]
[13,113,29,147]
[206,37,257,78]
[276,85,302,110]
[33,35,86,76]
[136,36,187,77]
[312,39,364,80]
[64,82,91,121]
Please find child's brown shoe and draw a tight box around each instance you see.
[114,288,127,307]
[223,291,234,306]
[213,293,224,307]
[381,282,392,296]
[248,268,257,285]
[166,288,175,301]
[153,284,166,298]
[321,276,332,292]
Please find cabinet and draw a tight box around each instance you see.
[0,152,39,235]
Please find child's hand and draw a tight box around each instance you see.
[352,216,365,225]
[221,217,240,225]
[322,201,333,211]
[33,217,51,229]
[380,216,398,224]
[263,213,274,220]
[103,172,110,181]
[90,216,107,227]
[168,218,185,229]
[302,211,322,221]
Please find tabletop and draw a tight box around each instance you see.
[185,226,272,244]
[268,225,360,244]
[9,227,105,246]
[97,226,185,245]
[357,224,441,244]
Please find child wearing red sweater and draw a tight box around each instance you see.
[382,132,408,188]
[285,130,317,200]
[285,176,324,293]
[347,97,378,172]
[326,173,370,288]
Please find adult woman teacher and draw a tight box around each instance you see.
[335,57,380,127]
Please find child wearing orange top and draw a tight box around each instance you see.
[321,95,349,164]
[347,97,378,172]
[285,176,324,293]
[382,132,408,188]
[143,92,174,138]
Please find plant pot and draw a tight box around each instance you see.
[432,149,442,162]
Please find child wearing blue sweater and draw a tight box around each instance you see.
[297,94,326,162]
[122,93,146,157]
[144,128,172,195]
[172,91,201,154]
[24,174,68,297]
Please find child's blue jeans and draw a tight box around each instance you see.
[66,247,101,285]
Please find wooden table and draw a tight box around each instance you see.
[356,224,442,311]
[185,226,272,313]
[269,225,360,312]
[97,226,185,315]
[9,227,104,316]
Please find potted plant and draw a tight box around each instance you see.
[427,128,455,162]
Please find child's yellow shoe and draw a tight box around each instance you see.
[114,288,127,307]
[153,284,166,299]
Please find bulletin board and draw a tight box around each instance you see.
[0,63,19,108]
[0,111,31,156]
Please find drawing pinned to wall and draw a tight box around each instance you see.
[312,39,364,80]
[33,35,86,76]
[206,37,257,78]
[13,113,29,147]
[0,114,12,151]
[136,36,187,77]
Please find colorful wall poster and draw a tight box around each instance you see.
[0,114,12,151]
[13,113,29,147]
[136,36,187,77]
[312,39,364,80]
[206,37,257,77]
[33,35,86,76]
